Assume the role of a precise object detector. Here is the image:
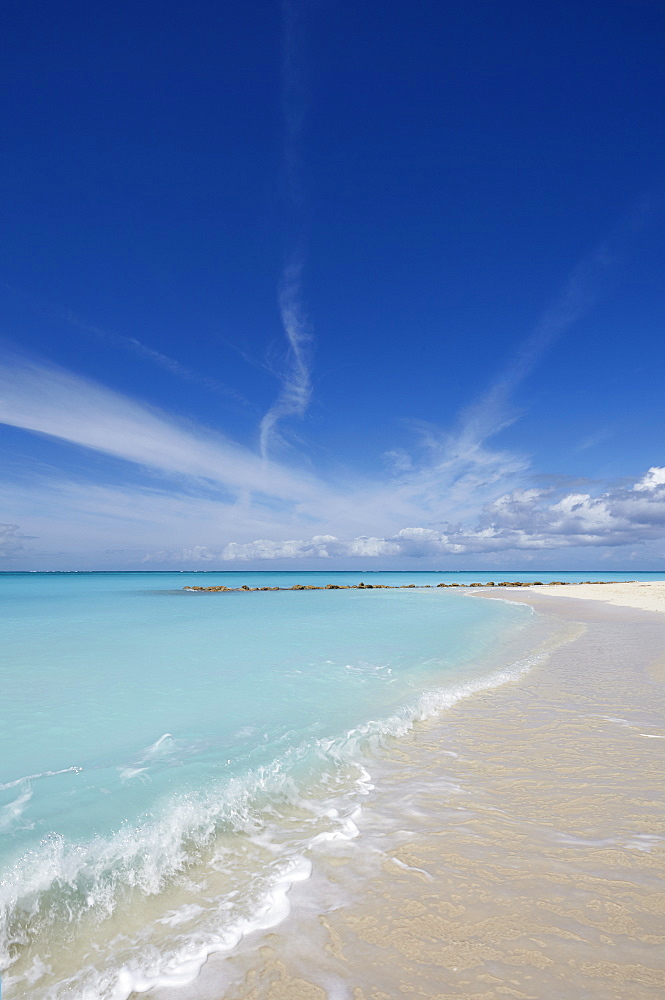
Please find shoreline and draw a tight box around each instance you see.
[182,587,665,1000]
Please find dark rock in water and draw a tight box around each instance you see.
[180,576,589,596]
[183,577,583,595]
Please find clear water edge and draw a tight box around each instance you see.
[0,571,657,998]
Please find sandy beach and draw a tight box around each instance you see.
[535,580,665,615]
[179,583,665,1000]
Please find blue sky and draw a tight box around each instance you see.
[1,0,664,570]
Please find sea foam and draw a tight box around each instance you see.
[0,573,548,999]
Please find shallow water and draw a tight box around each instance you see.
[0,571,572,999]
[206,594,665,1000]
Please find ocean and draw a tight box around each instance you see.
[1,570,661,999]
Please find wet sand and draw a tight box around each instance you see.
[153,588,665,1000]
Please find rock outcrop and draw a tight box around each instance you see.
[184,579,606,594]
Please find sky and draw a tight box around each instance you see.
[1,0,665,570]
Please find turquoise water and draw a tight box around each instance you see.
[0,571,658,998]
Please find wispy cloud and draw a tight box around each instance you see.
[260,0,316,457]
[259,255,313,456]
[0,281,249,406]
[0,359,318,504]
[575,428,614,452]
[63,310,250,407]
[365,216,646,533]
[449,194,662,460]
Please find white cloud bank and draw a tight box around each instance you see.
[142,468,665,564]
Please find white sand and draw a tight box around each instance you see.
[536,580,665,615]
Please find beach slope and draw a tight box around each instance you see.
[191,585,665,1000]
